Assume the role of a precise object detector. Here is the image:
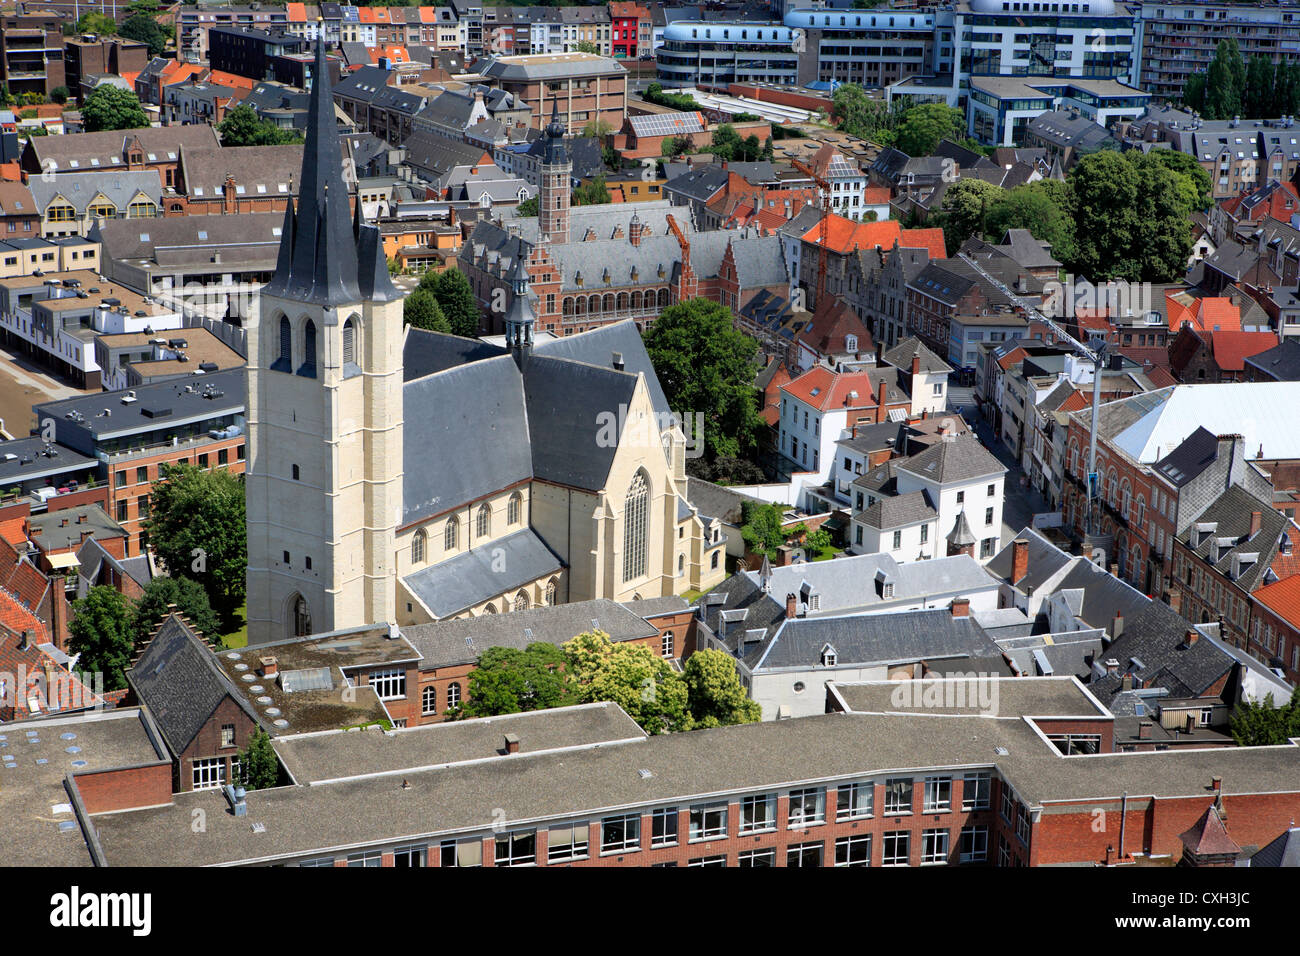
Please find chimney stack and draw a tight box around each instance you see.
[950,597,970,618]
[1138,721,1152,739]
[503,733,520,755]
[1111,611,1124,640]
[19,630,31,650]
[875,381,888,423]
[786,592,798,618]
[1185,714,1196,734]
[1121,672,1133,691]
[1211,776,1221,791]
[1249,510,1261,536]
[911,353,921,377]
[612,351,624,371]
[1185,628,1200,647]
[1011,538,1029,585]
[1104,658,1120,676]
[260,656,278,677]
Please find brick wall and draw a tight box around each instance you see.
[74,761,173,814]
[175,694,260,792]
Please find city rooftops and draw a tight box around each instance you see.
[0,436,95,486]
[828,675,1110,719]
[33,367,245,441]
[478,52,627,81]
[27,504,126,553]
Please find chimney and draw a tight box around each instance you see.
[1111,611,1124,640]
[77,513,86,524]
[1249,510,1261,537]
[60,517,68,528]
[1121,672,1133,691]
[1108,563,1119,579]
[260,656,278,677]
[1138,721,1151,739]
[1104,658,1120,676]
[1185,714,1196,734]
[1211,776,1221,792]
[786,592,798,618]
[875,340,883,364]
[875,381,888,423]
[503,733,520,755]
[612,351,625,371]
[1185,628,1200,647]
[1166,587,1182,614]
[1216,433,1241,489]
[911,353,920,377]
[950,597,970,618]
[1011,538,1029,585]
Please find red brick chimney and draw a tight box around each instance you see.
[786,592,798,618]
[950,597,970,618]
[1211,776,1221,791]
[260,656,278,677]
[1186,629,1200,647]
[1011,538,1028,585]
[875,381,888,423]
[1138,721,1151,739]
[503,733,520,754]
[1249,510,1261,536]
[911,353,921,377]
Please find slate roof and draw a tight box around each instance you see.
[1176,483,1288,593]
[29,171,162,217]
[403,326,507,380]
[857,489,935,530]
[749,608,1000,671]
[895,436,1006,485]
[401,598,658,667]
[882,335,952,375]
[532,314,670,420]
[986,526,1074,591]
[1243,339,1300,381]
[1152,426,1219,489]
[684,477,757,527]
[402,527,563,619]
[178,144,303,199]
[1251,827,1300,867]
[24,125,220,172]
[126,614,263,756]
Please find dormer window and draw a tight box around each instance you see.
[821,645,837,667]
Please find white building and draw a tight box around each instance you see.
[777,366,898,486]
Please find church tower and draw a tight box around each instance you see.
[245,39,404,645]
[538,98,570,245]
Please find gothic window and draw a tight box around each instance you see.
[476,503,491,538]
[513,590,530,612]
[657,289,669,308]
[545,577,557,605]
[508,491,522,525]
[301,319,317,377]
[483,603,497,614]
[412,529,426,564]
[292,594,311,637]
[278,316,291,369]
[445,516,459,551]
[343,317,357,366]
[623,470,649,583]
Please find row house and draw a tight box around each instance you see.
[609,1,651,59]
[20,125,222,192]
[333,66,432,145]
[28,171,161,240]
[171,144,304,216]
[1209,179,1300,247]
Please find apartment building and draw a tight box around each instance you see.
[0,13,65,100]
[31,369,247,554]
[175,1,290,65]
[28,171,162,240]
[1137,1,1300,103]
[478,53,627,135]
[63,35,150,102]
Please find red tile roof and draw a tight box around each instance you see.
[1178,805,1241,858]
[1254,574,1300,629]
[782,367,881,412]
[801,215,901,256]
[862,186,891,206]
[1209,330,1278,371]
[900,227,946,259]
[795,297,873,359]
[1167,292,1241,333]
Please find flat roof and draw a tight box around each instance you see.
[274,701,646,785]
[33,368,245,441]
[87,682,1300,866]
[0,436,96,485]
[828,676,1112,719]
[0,709,165,867]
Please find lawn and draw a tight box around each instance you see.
[220,603,248,649]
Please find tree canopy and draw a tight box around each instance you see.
[740,500,788,560]
[642,297,764,464]
[982,179,1077,266]
[458,643,576,718]
[119,11,169,57]
[132,575,220,646]
[1182,41,1300,118]
[893,102,964,157]
[403,287,451,332]
[931,178,1004,255]
[683,649,762,727]
[573,174,611,206]
[514,194,539,217]
[238,730,281,789]
[216,103,303,147]
[81,86,149,133]
[1229,688,1300,746]
[143,463,247,619]
[417,268,481,337]
[68,586,136,691]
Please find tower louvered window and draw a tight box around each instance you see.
[278,316,292,366]
[343,317,356,366]
[302,320,317,376]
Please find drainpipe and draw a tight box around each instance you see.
[1117,791,1127,861]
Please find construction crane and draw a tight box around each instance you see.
[790,157,832,311]
[956,252,1108,538]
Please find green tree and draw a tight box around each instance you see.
[237,729,280,790]
[1205,39,1244,120]
[1244,55,1275,118]
[562,631,692,734]
[1182,71,1207,114]
[403,287,451,332]
[81,85,149,133]
[642,297,764,462]
[119,11,168,57]
[457,643,575,718]
[1146,148,1211,212]
[661,135,691,158]
[573,174,611,206]
[50,86,69,105]
[143,463,247,619]
[831,83,889,141]
[216,103,303,146]
[931,178,1004,255]
[514,194,538,217]
[418,268,481,337]
[581,118,612,139]
[709,123,742,161]
[132,575,220,646]
[984,179,1077,266]
[1229,688,1300,746]
[740,500,787,559]
[682,649,761,728]
[806,526,832,557]
[575,40,599,54]
[68,586,136,691]
[893,102,964,157]
[75,11,117,35]
[739,134,762,162]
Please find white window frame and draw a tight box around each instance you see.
[600,813,641,854]
[688,802,728,841]
[368,668,406,701]
[191,757,225,791]
[651,807,678,847]
[883,777,913,814]
[739,793,777,834]
[959,825,988,863]
[548,823,590,862]
[924,775,952,813]
[494,829,537,866]
[788,787,826,828]
[835,834,872,866]
[962,772,991,811]
[921,828,950,865]
[882,830,910,866]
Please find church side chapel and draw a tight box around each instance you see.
[245,41,726,645]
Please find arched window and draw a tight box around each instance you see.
[563,297,574,316]
[508,491,522,525]
[1131,544,1142,584]
[483,603,497,614]
[588,294,599,314]
[617,292,628,311]
[545,577,557,605]
[630,290,642,310]
[1135,495,1146,529]
[342,317,356,366]
[513,590,530,612]
[292,594,311,637]
[622,470,649,582]
[411,529,426,564]
[278,316,291,368]
[301,319,317,377]
[447,682,461,707]
[711,550,720,570]
[476,503,491,539]
[602,293,615,313]
[1120,479,1131,520]
[657,289,669,308]
[677,553,685,576]
[421,685,437,715]
[444,516,459,551]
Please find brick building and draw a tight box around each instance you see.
[478,52,627,135]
